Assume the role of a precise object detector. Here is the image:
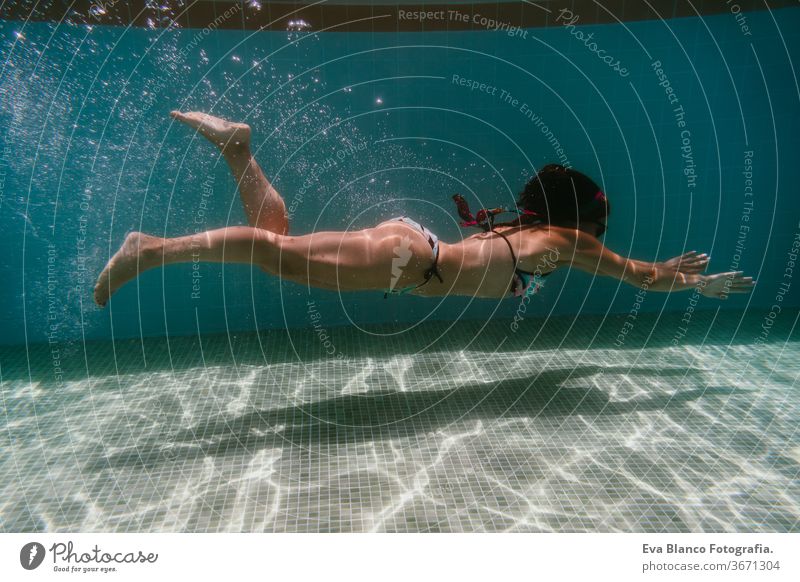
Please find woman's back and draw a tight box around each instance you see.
[415,223,560,299]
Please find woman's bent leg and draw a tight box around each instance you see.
[171,111,289,235]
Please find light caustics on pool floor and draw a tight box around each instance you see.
[1,310,798,532]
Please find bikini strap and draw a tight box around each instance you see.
[418,241,444,287]
[493,228,518,269]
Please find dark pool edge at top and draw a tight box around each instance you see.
[0,1,796,32]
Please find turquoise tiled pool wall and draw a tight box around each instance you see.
[1,8,799,345]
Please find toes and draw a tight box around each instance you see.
[93,287,107,307]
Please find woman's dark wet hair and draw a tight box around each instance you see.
[517,164,609,232]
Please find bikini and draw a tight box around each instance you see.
[496,228,551,298]
[452,190,608,296]
[381,202,546,298]
[451,194,551,297]
[383,190,606,298]
[382,216,444,298]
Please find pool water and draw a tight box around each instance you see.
[2,8,799,343]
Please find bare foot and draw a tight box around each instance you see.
[170,110,251,154]
[94,232,161,307]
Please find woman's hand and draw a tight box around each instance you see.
[699,271,756,299]
[661,250,710,273]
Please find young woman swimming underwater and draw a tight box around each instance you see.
[93,112,754,307]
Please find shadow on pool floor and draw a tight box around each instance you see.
[89,364,740,471]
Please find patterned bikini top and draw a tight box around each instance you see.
[495,229,551,297]
[452,193,551,297]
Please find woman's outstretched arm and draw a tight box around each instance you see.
[560,229,755,299]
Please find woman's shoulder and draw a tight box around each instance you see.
[492,222,571,240]
[515,224,586,257]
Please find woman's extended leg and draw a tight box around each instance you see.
[93,222,436,306]
[171,111,289,235]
